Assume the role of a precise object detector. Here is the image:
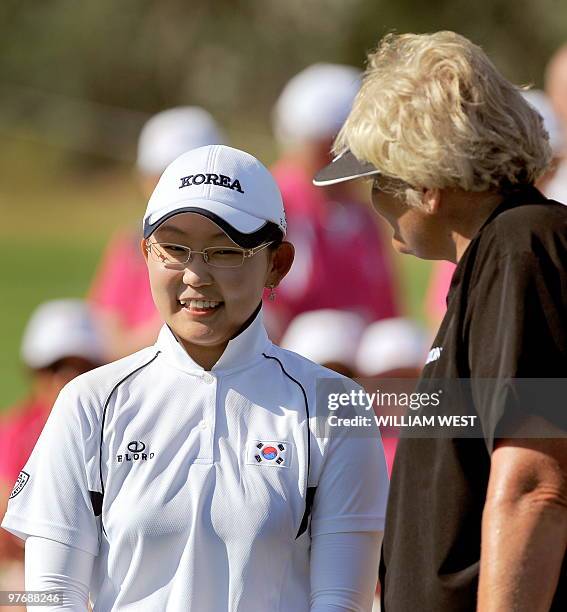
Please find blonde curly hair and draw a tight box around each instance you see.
[334,31,551,206]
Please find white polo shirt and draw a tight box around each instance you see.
[2,310,388,611]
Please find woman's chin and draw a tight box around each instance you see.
[169,318,222,346]
[392,237,410,254]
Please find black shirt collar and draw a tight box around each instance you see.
[448,184,548,301]
[477,184,547,234]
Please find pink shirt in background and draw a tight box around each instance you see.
[426,260,457,323]
[89,230,157,329]
[0,399,50,485]
[267,160,398,338]
[381,437,398,479]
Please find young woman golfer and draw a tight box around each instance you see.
[3,145,388,611]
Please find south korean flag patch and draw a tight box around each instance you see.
[9,471,30,499]
[246,440,291,468]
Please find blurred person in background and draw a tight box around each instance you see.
[546,44,567,203]
[279,308,367,377]
[267,64,399,341]
[89,107,225,361]
[356,318,429,612]
[425,88,566,331]
[355,318,429,478]
[0,300,102,596]
[315,31,567,611]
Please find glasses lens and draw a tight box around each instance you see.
[151,243,190,265]
[205,247,245,268]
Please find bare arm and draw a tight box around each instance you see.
[478,417,567,612]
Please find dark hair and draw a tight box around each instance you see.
[232,220,284,249]
[262,222,285,250]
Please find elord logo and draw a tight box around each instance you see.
[128,440,145,453]
[179,173,244,193]
[117,440,154,463]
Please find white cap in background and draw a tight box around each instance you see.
[273,63,360,148]
[280,309,367,368]
[522,90,565,157]
[137,106,226,176]
[143,145,287,247]
[355,318,429,377]
[21,299,104,370]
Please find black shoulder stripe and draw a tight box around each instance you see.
[98,351,160,528]
[89,491,103,516]
[261,353,313,539]
[296,486,317,539]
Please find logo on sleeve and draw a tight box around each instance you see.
[246,440,291,468]
[9,471,30,499]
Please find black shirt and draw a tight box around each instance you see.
[380,185,567,611]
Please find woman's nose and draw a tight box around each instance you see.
[181,255,213,286]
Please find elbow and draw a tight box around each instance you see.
[512,466,567,513]
[486,439,567,543]
[487,479,567,524]
[521,485,567,514]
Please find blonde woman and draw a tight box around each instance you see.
[315,31,567,612]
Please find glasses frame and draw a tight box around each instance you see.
[145,240,275,269]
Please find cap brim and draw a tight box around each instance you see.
[313,150,381,186]
[144,200,283,248]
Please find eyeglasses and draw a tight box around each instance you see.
[146,241,274,269]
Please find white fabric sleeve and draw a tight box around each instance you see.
[310,531,382,611]
[1,382,101,555]
[25,536,94,610]
[310,389,389,536]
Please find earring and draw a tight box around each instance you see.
[267,284,276,302]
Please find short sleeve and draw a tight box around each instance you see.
[311,386,389,536]
[1,383,101,556]
[468,251,567,449]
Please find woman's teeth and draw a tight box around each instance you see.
[179,299,221,310]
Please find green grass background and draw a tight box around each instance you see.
[0,144,432,410]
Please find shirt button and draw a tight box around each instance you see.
[203,374,214,384]
[199,420,208,430]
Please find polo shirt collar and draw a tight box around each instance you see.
[155,306,270,374]
[448,184,548,301]
[477,183,547,233]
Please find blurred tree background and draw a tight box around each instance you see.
[1,0,567,405]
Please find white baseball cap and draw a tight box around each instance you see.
[521,90,565,157]
[355,318,429,377]
[273,63,361,147]
[21,300,104,370]
[143,145,287,247]
[280,309,367,367]
[137,107,226,176]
